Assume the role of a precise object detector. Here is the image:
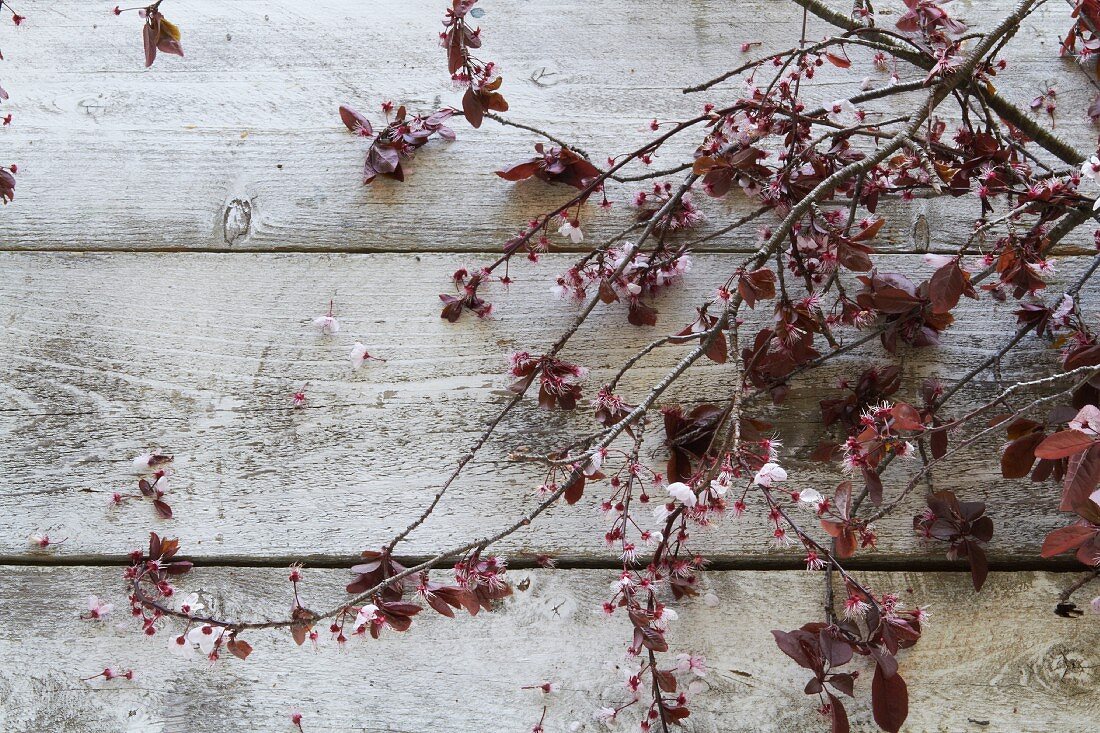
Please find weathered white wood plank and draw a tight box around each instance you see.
[0,0,1094,252]
[1,251,1093,562]
[0,567,1094,732]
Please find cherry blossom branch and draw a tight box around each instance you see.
[867,364,1100,523]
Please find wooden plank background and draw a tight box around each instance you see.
[1,0,1098,730]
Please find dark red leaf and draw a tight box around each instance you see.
[929,260,965,314]
[142,22,157,67]
[495,160,541,182]
[871,666,909,733]
[1041,525,1096,557]
[1001,432,1043,478]
[828,673,856,698]
[338,105,373,135]
[597,279,620,304]
[462,87,484,128]
[930,418,948,460]
[968,541,988,592]
[706,331,728,364]
[226,638,253,660]
[1035,429,1095,459]
[828,693,851,733]
[563,472,585,505]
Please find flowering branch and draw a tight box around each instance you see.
[92,1,1100,731]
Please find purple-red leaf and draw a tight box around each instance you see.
[339,105,373,135]
[871,665,909,733]
[153,499,173,519]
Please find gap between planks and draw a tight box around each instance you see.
[2,245,1099,256]
[0,553,1083,573]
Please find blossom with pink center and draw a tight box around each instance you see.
[1070,405,1100,437]
[186,624,221,656]
[1081,155,1100,181]
[311,314,340,335]
[84,595,114,621]
[349,342,383,370]
[652,605,678,630]
[178,592,204,616]
[912,605,933,626]
[558,219,584,243]
[805,551,828,570]
[842,594,870,619]
[28,530,65,548]
[168,632,193,657]
[676,652,707,676]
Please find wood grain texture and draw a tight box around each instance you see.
[3,1,1099,729]
[1,251,1093,563]
[0,566,1094,732]
[0,0,1095,253]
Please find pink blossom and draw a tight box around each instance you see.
[311,314,340,335]
[675,653,707,676]
[84,595,114,620]
[842,594,870,619]
[350,342,384,370]
[1070,405,1100,437]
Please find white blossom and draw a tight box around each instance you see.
[355,603,380,628]
[666,481,697,508]
[178,592,204,616]
[593,707,617,724]
[753,462,787,487]
[132,453,172,473]
[186,625,220,656]
[559,220,584,243]
[168,633,193,657]
[797,488,823,508]
[1082,155,1100,181]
